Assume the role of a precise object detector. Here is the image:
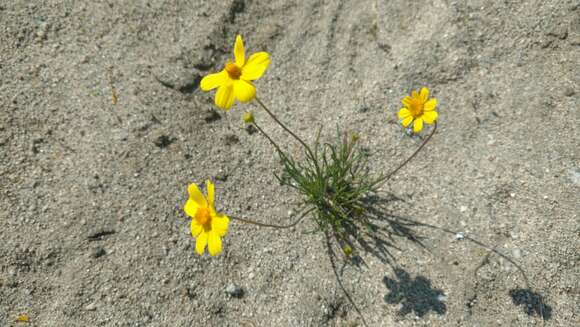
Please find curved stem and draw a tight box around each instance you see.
[254,97,318,163]
[230,207,314,229]
[252,121,285,156]
[374,122,438,188]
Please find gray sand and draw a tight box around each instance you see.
[1,0,578,326]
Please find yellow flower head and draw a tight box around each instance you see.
[200,35,271,110]
[184,180,230,256]
[398,87,438,133]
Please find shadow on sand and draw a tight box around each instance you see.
[383,267,447,317]
[323,192,552,325]
[509,288,553,320]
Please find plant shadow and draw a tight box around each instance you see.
[324,192,553,324]
[337,192,429,266]
[324,192,443,326]
[509,288,553,320]
[383,267,447,317]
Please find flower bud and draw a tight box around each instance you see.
[243,111,255,124]
[342,245,353,257]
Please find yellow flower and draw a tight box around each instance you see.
[184,180,230,256]
[398,87,438,133]
[200,35,271,110]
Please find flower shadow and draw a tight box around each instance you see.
[509,288,552,320]
[383,267,447,317]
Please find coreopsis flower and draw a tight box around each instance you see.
[184,180,230,256]
[397,87,438,133]
[200,35,271,110]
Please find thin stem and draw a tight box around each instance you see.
[230,208,314,229]
[254,97,318,163]
[374,122,438,188]
[252,121,285,156]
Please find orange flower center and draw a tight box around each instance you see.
[195,207,211,225]
[408,98,425,117]
[225,62,241,79]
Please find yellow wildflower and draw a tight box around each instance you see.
[200,35,271,110]
[184,180,230,256]
[398,87,438,133]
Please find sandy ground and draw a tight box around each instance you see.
[1,0,579,326]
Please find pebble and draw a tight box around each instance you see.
[459,205,468,213]
[84,302,97,311]
[90,247,106,258]
[568,168,580,186]
[563,86,575,97]
[225,283,244,298]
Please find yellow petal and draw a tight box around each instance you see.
[184,199,198,218]
[398,108,411,119]
[423,110,438,124]
[234,35,245,67]
[402,116,414,127]
[412,90,419,99]
[233,79,256,103]
[424,98,437,111]
[420,87,429,102]
[241,52,270,80]
[208,232,223,256]
[413,117,424,133]
[188,183,207,207]
[191,220,203,237]
[401,96,412,107]
[195,232,208,255]
[206,180,215,208]
[211,214,229,237]
[215,84,235,110]
[200,71,228,91]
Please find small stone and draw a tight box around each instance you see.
[90,247,106,258]
[36,22,50,40]
[223,134,239,146]
[84,303,97,311]
[512,248,522,259]
[459,205,468,213]
[225,283,244,298]
[563,86,575,97]
[153,134,175,148]
[547,25,568,40]
[215,171,229,181]
[204,110,221,123]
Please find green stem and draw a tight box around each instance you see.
[373,122,438,188]
[230,207,314,229]
[254,97,318,164]
[252,121,285,157]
